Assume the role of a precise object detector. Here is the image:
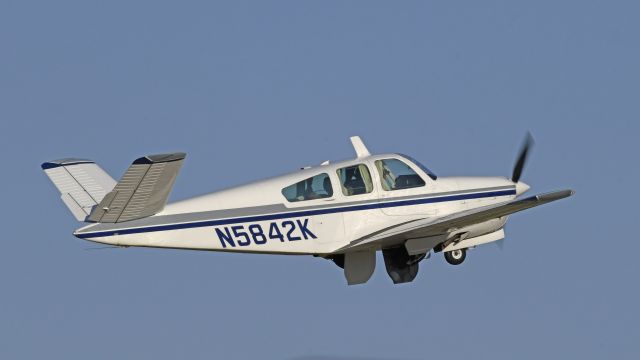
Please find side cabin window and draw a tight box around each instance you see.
[375,158,425,191]
[337,164,373,196]
[282,173,333,202]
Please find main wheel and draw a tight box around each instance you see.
[444,248,466,265]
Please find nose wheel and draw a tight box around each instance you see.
[444,248,466,265]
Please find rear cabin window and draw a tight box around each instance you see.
[336,164,373,196]
[375,158,425,191]
[282,173,333,202]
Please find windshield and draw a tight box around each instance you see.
[397,154,437,180]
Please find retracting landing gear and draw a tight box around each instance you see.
[382,246,427,284]
[444,248,466,265]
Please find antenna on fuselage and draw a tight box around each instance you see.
[350,136,371,158]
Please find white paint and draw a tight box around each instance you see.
[350,136,370,158]
[443,229,506,252]
[344,250,376,285]
[43,136,573,285]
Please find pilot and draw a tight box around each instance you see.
[322,176,333,197]
[304,178,319,200]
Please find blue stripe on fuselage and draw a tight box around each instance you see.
[75,189,515,239]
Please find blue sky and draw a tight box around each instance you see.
[1,1,638,359]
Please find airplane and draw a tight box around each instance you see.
[42,135,573,285]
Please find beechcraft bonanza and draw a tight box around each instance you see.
[42,135,573,285]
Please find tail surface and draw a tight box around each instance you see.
[42,153,186,224]
[41,159,117,221]
[87,153,185,223]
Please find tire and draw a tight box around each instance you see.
[444,248,466,265]
[329,254,345,269]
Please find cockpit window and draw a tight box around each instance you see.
[397,154,437,180]
[282,173,333,202]
[375,158,426,191]
[336,164,373,196]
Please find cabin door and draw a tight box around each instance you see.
[373,157,438,217]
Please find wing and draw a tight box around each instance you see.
[335,189,574,253]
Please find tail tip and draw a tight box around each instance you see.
[41,158,94,170]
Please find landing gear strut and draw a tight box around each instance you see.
[444,248,466,265]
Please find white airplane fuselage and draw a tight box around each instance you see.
[74,153,525,255]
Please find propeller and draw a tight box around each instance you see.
[511,132,534,183]
[493,133,535,251]
[511,132,534,196]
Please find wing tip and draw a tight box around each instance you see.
[350,136,371,158]
[535,189,575,202]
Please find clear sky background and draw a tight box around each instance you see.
[1,1,638,359]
